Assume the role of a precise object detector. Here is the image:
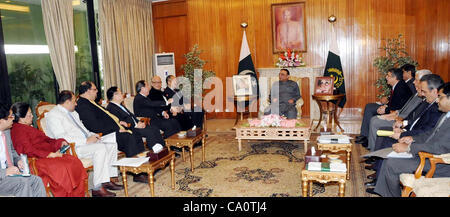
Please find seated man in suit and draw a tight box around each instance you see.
[364,74,444,187]
[0,103,46,197]
[264,68,301,119]
[356,68,413,147]
[369,82,450,197]
[164,75,205,129]
[106,86,166,183]
[401,63,417,95]
[133,80,181,138]
[45,91,123,197]
[366,69,432,152]
[76,81,145,157]
[149,76,193,131]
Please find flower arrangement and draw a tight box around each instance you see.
[275,49,306,68]
[248,114,299,128]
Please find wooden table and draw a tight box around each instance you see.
[312,94,345,132]
[119,151,175,197]
[231,95,252,127]
[165,132,206,172]
[301,148,347,197]
[235,118,311,152]
[316,142,352,180]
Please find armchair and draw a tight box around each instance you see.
[259,76,304,118]
[400,151,450,197]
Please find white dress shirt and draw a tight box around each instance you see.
[0,131,7,169]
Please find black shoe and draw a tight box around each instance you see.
[356,135,365,140]
[365,158,376,164]
[365,164,376,171]
[174,153,181,158]
[355,137,368,144]
[365,180,376,187]
[133,174,149,183]
[367,173,377,180]
[366,188,381,196]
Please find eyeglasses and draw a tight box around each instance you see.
[152,81,162,84]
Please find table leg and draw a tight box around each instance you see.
[314,100,323,131]
[189,145,194,172]
[309,181,313,196]
[238,139,242,151]
[346,150,351,180]
[339,181,345,197]
[121,167,129,197]
[234,112,239,126]
[304,140,308,153]
[302,179,308,197]
[334,99,344,132]
[170,156,175,190]
[149,172,155,197]
[182,146,186,162]
[202,135,206,162]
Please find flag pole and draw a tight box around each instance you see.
[327,15,344,118]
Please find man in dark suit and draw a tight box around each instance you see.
[364,74,444,187]
[356,68,413,146]
[106,86,167,183]
[133,80,181,138]
[163,75,204,129]
[370,82,450,197]
[75,81,145,158]
[0,103,46,197]
[149,76,193,131]
[401,63,417,95]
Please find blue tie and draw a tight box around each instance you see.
[67,112,89,138]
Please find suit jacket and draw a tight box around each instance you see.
[400,102,442,137]
[106,102,139,129]
[386,80,413,113]
[398,93,423,119]
[75,97,119,135]
[45,105,96,147]
[0,130,21,181]
[133,93,167,120]
[410,113,450,155]
[163,87,184,107]
[149,88,170,114]
[406,78,416,95]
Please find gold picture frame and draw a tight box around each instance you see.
[271,2,307,53]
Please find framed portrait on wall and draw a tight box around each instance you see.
[271,2,307,53]
[314,77,334,95]
[233,75,253,96]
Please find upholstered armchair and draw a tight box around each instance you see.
[35,101,56,117]
[259,76,304,118]
[400,151,450,197]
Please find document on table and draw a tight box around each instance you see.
[317,135,351,144]
[362,147,413,159]
[113,157,150,167]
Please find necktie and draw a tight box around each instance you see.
[1,133,13,167]
[425,114,448,143]
[67,112,89,138]
[89,100,132,133]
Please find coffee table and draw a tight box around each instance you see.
[235,118,311,152]
[316,142,352,180]
[301,148,347,197]
[119,151,175,197]
[165,132,206,172]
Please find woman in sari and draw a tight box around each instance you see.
[10,102,87,197]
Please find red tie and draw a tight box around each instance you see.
[1,133,13,167]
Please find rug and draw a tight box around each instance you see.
[114,132,373,197]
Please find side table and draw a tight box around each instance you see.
[119,151,175,197]
[316,142,352,180]
[312,94,345,132]
[165,132,206,172]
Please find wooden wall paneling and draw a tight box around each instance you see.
[153,0,450,119]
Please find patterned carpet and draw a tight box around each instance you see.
[114,132,373,197]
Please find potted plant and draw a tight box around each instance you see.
[373,34,417,102]
[180,44,216,104]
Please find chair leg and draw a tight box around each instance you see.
[401,186,414,197]
[85,177,90,197]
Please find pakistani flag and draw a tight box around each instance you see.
[324,27,346,108]
[238,30,259,99]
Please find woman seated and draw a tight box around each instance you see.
[10,102,88,197]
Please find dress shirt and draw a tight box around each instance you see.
[0,131,7,169]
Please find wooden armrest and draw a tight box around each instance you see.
[68,143,78,158]
[415,152,446,178]
[98,133,103,137]
[27,157,38,176]
[127,123,131,128]
[138,117,151,126]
